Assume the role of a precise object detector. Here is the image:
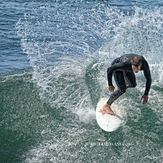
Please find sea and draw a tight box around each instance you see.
[1,0,163,162]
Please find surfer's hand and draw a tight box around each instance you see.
[108,85,115,92]
[141,95,148,104]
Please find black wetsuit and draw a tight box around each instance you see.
[107,54,152,105]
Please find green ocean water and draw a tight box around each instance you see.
[1,69,163,162]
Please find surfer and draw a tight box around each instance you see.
[102,54,152,115]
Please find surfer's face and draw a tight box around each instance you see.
[132,64,141,73]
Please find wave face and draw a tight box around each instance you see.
[16,3,163,119]
[10,1,163,162]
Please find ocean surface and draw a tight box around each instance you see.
[1,0,163,162]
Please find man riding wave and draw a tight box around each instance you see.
[102,54,152,115]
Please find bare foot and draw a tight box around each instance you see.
[101,103,115,115]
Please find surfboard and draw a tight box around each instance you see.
[96,98,126,132]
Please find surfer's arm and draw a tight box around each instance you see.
[143,60,152,95]
[107,66,115,86]
[107,62,125,86]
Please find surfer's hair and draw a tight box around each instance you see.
[131,56,142,67]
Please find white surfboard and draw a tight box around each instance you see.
[96,98,126,132]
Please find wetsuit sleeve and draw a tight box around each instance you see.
[107,66,114,86]
[143,60,152,95]
[107,62,125,86]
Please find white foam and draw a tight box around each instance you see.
[16,3,163,125]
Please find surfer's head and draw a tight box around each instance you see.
[131,56,142,73]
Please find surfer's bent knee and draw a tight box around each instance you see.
[119,86,126,94]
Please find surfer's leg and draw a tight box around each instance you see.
[103,71,126,115]
[124,71,137,88]
[107,71,126,105]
